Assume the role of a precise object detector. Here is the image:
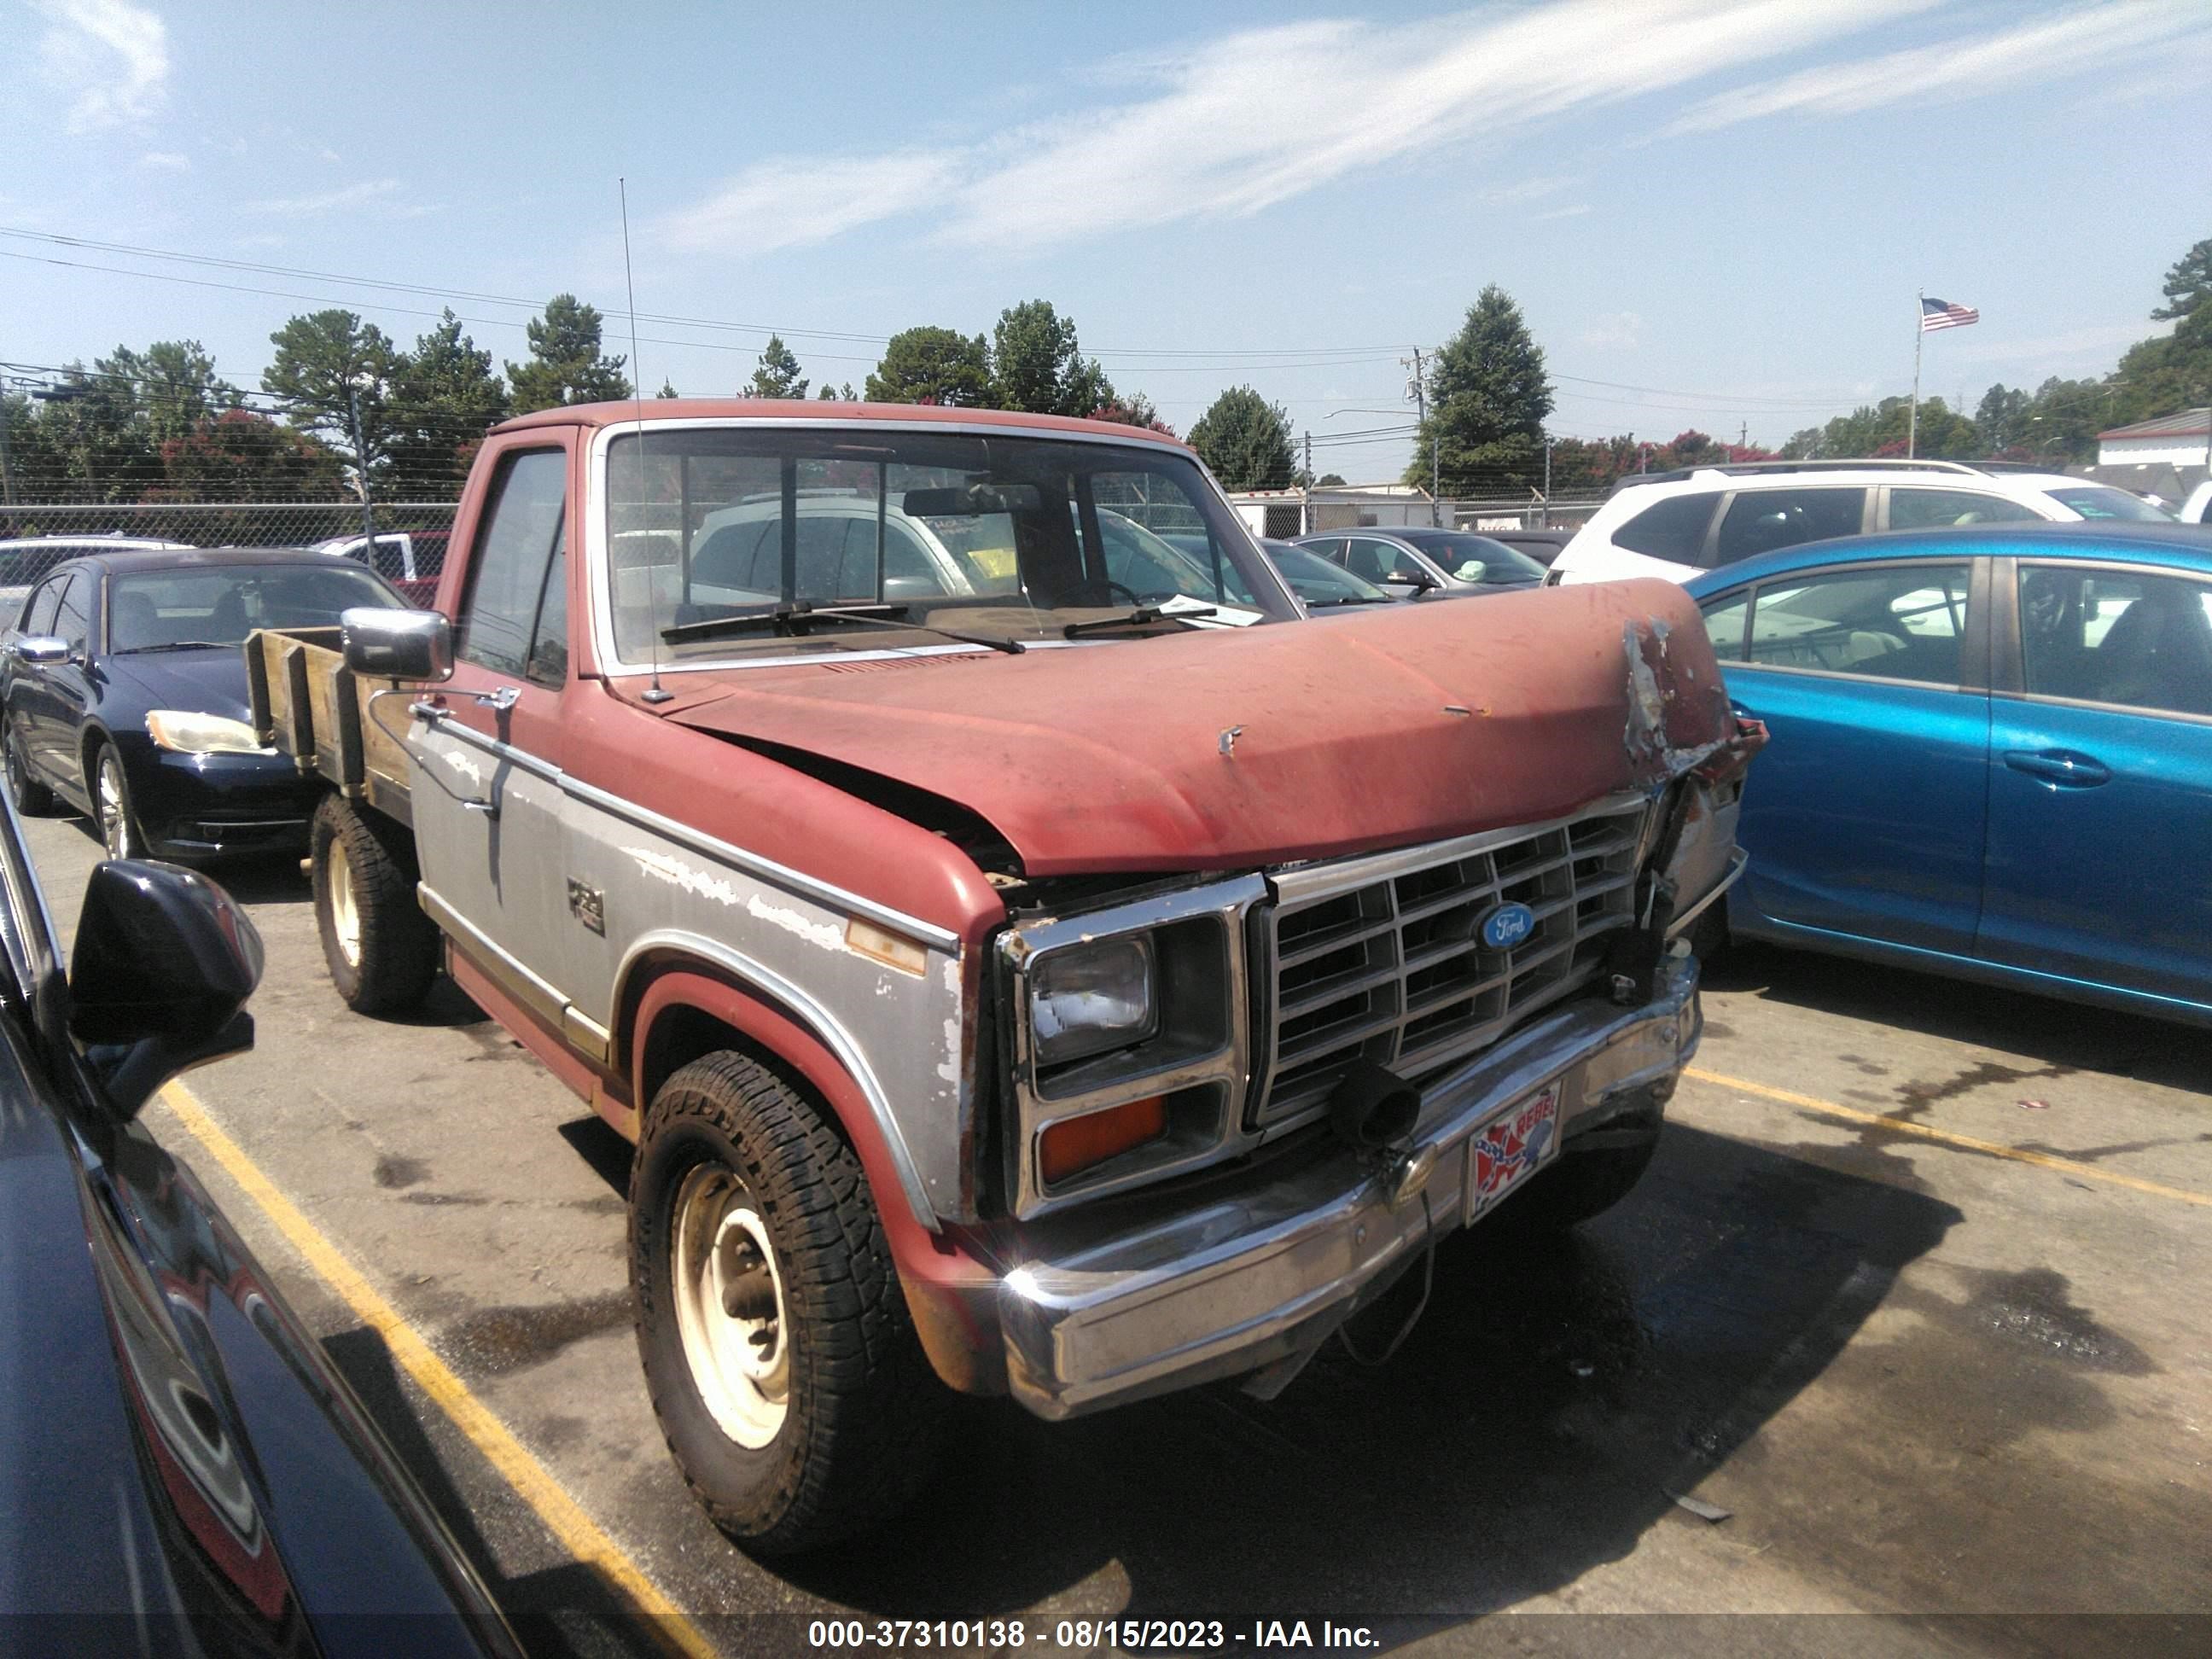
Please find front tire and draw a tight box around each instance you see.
[311,793,439,1013]
[92,742,143,858]
[630,1051,948,1556]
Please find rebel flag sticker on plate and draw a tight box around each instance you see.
[1464,1085,1561,1220]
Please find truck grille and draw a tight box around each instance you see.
[1252,797,1650,1128]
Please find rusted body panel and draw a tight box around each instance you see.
[632,578,1732,876]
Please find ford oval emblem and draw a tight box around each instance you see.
[1479,901,1537,951]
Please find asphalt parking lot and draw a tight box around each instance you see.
[25,811,2209,1657]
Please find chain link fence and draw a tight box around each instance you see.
[0,499,459,597]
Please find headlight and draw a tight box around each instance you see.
[145,711,271,755]
[1029,935,1156,1066]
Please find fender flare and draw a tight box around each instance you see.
[627,964,1007,1394]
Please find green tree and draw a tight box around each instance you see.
[264,309,400,480]
[1314,472,1347,487]
[655,379,679,399]
[98,341,239,444]
[990,300,1111,416]
[506,294,631,412]
[745,334,808,399]
[384,311,509,495]
[1974,384,2034,454]
[864,326,991,406]
[1413,286,1555,494]
[15,361,161,501]
[1188,387,1295,489]
[2151,236,2212,323]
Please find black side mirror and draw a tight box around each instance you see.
[69,861,264,1117]
[1389,564,1441,591]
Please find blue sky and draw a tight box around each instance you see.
[6,0,2206,475]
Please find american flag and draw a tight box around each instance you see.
[1921,296,1980,332]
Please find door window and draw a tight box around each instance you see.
[1613,493,1717,562]
[2018,565,2212,718]
[456,449,568,679]
[20,578,64,637]
[1698,591,1751,661]
[1888,488,2040,530]
[1745,562,1972,684]
[1342,538,1414,585]
[51,574,90,652]
[1715,489,1866,566]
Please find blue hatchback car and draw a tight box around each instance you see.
[1683,524,2212,1027]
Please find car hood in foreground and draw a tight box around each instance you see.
[642,579,1741,876]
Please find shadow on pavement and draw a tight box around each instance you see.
[775,1123,1964,1629]
[322,1325,669,1659]
[1701,940,2212,1093]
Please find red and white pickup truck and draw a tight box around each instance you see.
[248,399,1761,1553]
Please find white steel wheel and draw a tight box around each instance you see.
[96,748,137,858]
[326,837,362,969]
[670,1165,790,1449]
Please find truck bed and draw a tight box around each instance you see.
[243,626,415,827]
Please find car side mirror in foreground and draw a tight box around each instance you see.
[69,861,264,1117]
[9,635,71,667]
[341,606,453,682]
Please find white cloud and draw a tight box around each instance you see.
[1477,175,1575,207]
[661,0,1924,259]
[1666,1,2210,134]
[138,149,189,172]
[35,0,171,131]
[245,178,403,215]
[1581,311,1644,349]
[1536,203,1592,220]
[661,153,963,256]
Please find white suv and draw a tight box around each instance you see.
[1548,460,2174,586]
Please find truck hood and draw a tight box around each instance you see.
[643,579,1739,877]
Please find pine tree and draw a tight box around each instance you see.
[506,294,631,412]
[865,328,992,406]
[990,301,1112,416]
[264,309,400,480]
[745,335,808,399]
[1412,286,1554,494]
[385,311,509,494]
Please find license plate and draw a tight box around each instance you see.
[1464,1084,1561,1222]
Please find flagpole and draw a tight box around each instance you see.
[1909,289,1923,459]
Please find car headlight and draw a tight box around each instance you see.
[145,711,272,755]
[1028,934,1156,1066]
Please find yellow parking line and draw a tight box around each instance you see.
[1682,1067,2212,1209]
[158,1080,719,1659]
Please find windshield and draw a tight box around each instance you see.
[107,563,399,651]
[1265,543,1392,606]
[1395,531,1549,585]
[2045,486,2173,522]
[603,427,1289,661]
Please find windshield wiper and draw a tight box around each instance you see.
[661,602,1023,655]
[1062,605,1217,639]
[115,641,231,653]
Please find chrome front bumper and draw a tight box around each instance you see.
[998,949,1701,1420]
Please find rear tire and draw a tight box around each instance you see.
[630,1051,949,1556]
[311,793,438,1013]
[4,729,52,816]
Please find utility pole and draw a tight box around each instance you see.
[347,380,376,551]
[1302,430,1313,535]
[1738,421,1748,452]
[1908,288,1924,459]
[1540,434,1554,527]
[1403,347,1439,526]
[0,387,15,511]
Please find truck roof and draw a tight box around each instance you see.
[492,399,1191,450]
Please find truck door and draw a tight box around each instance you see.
[408,439,579,1014]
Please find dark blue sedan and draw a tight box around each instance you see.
[2,549,401,859]
[1685,524,2212,1026]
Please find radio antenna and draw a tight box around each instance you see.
[621,177,672,705]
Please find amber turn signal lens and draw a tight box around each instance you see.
[1039,1096,1167,1185]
